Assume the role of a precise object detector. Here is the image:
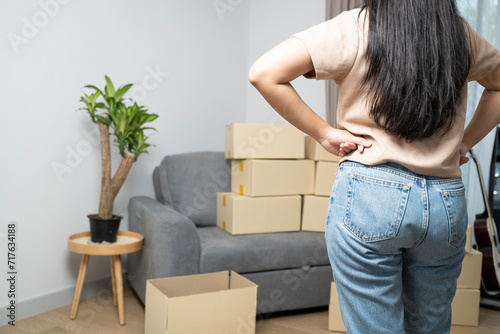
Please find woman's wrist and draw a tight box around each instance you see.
[313,123,335,144]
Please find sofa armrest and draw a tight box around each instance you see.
[127,196,201,301]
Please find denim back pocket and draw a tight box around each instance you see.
[440,186,467,247]
[344,173,411,242]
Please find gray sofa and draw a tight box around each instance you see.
[127,151,332,314]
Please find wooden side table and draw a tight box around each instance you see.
[67,231,143,325]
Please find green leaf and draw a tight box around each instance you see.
[145,114,159,123]
[115,84,133,101]
[95,115,110,125]
[127,106,140,123]
[119,112,127,134]
[104,76,116,97]
[138,131,144,144]
[84,85,103,95]
[108,111,120,127]
[108,98,115,113]
[90,91,101,104]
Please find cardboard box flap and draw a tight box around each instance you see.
[145,281,170,333]
[230,271,258,289]
[149,271,229,298]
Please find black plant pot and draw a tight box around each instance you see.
[88,214,122,243]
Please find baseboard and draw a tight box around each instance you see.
[0,275,114,326]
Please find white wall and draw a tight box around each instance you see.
[0,0,326,323]
[246,0,327,124]
[0,0,250,323]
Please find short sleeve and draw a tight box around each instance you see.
[291,10,360,82]
[465,20,500,85]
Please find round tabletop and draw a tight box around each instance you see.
[68,231,143,256]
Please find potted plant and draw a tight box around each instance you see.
[79,76,159,243]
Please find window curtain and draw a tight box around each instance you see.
[325,0,364,127]
[457,0,500,228]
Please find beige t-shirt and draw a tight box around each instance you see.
[292,8,500,177]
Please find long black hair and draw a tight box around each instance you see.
[361,0,471,141]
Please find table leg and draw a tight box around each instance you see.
[70,254,90,320]
[110,256,117,307]
[112,255,125,325]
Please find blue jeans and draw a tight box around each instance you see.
[325,161,467,334]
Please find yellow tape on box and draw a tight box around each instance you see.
[216,192,301,235]
[231,159,314,197]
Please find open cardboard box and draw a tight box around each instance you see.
[145,271,258,334]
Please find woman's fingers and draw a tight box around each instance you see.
[340,142,356,151]
[319,128,372,157]
[346,135,372,149]
[341,139,371,153]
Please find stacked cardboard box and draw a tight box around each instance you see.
[225,123,305,160]
[452,226,482,326]
[221,126,343,235]
[217,193,302,235]
[302,136,340,232]
[219,123,312,235]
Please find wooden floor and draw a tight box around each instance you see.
[2,287,499,333]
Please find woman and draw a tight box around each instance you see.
[249,1,500,333]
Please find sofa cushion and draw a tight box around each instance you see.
[155,152,231,227]
[198,227,330,273]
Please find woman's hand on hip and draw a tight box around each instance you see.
[459,142,470,166]
[319,128,372,157]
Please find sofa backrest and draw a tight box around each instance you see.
[153,151,231,227]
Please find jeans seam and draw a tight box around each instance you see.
[441,188,466,247]
[410,179,429,249]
